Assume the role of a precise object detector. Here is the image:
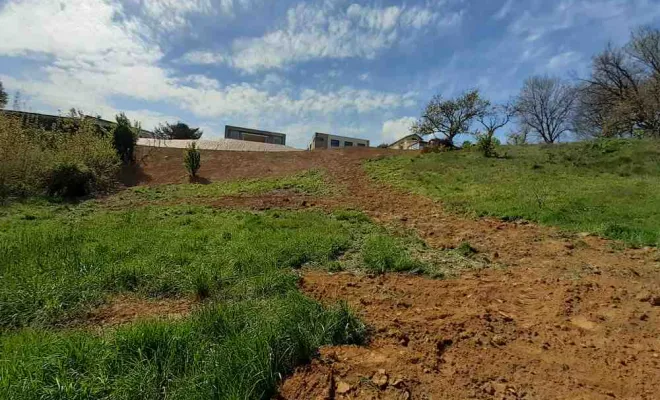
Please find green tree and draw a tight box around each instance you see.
[0,80,7,109]
[113,113,139,164]
[412,89,489,147]
[154,121,203,140]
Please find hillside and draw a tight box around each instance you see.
[367,139,660,247]
[1,144,659,400]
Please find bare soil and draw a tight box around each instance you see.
[123,147,660,399]
[85,295,195,328]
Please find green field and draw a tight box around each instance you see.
[365,139,660,247]
[0,174,475,399]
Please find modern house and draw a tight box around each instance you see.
[224,125,286,145]
[309,132,370,150]
[388,133,427,150]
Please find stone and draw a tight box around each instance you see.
[336,381,351,395]
[372,369,389,389]
[636,291,652,302]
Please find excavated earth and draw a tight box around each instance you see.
[123,146,659,400]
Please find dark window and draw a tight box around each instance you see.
[357,143,366,147]
[344,141,353,147]
[273,137,283,145]
[331,139,340,147]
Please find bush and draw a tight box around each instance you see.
[113,113,138,164]
[462,140,473,149]
[476,134,500,157]
[0,113,120,199]
[184,142,201,178]
[47,162,95,198]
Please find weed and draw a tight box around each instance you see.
[456,242,478,257]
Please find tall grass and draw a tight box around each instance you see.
[0,295,364,399]
[0,204,370,399]
[0,114,119,199]
[0,205,358,328]
[366,139,660,247]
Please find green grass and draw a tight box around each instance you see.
[0,202,370,399]
[107,169,331,205]
[365,139,660,247]
[0,169,487,399]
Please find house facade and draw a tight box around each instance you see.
[388,133,427,150]
[309,132,370,150]
[224,125,286,145]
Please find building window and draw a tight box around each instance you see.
[344,141,353,147]
[331,139,340,147]
[357,143,366,147]
[273,137,283,145]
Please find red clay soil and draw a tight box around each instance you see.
[85,295,195,328]
[129,146,660,400]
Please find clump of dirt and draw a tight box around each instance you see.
[85,295,196,328]
[278,270,659,399]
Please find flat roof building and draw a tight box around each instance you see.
[225,125,286,145]
[309,132,370,150]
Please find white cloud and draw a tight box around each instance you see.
[0,0,159,63]
[493,0,513,20]
[545,51,583,72]
[0,0,416,149]
[179,1,461,73]
[177,50,227,65]
[509,0,660,43]
[381,116,417,144]
[131,0,212,31]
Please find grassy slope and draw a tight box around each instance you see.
[1,172,457,399]
[365,139,660,247]
[106,169,331,206]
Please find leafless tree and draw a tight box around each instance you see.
[477,103,514,139]
[576,27,660,138]
[515,76,577,144]
[473,103,514,156]
[412,89,489,147]
[0,80,7,109]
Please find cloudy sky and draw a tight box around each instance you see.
[1,0,659,148]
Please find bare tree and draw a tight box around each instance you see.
[0,80,7,109]
[473,103,514,156]
[576,27,660,138]
[412,89,489,147]
[477,103,513,139]
[515,76,577,144]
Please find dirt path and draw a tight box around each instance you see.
[132,147,660,400]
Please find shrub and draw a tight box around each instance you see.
[113,113,138,164]
[184,142,201,178]
[46,162,95,198]
[476,134,501,157]
[462,140,473,149]
[0,113,120,199]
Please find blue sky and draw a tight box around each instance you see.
[1,0,659,148]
